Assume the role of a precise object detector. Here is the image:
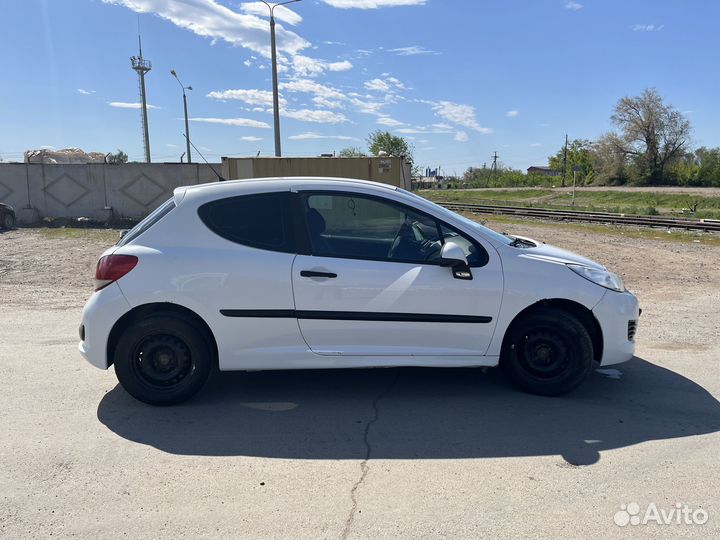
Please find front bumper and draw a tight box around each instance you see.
[78,282,131,369]
[592,289,640,366]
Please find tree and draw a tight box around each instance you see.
[695,147,720,185]
[338,147,366,157]
[608,88,691,184]
[366,130,413,163]
[592,134,631,185]
[548,139,594,185]
[106,149,128,164]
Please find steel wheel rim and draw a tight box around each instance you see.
[131,334,194,388]
[516,329,571,380]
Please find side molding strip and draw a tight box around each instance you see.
[220,309,491,324]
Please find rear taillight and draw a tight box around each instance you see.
[95,255,138,291]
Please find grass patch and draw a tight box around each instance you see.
[38,228,121,243]
[466,213,720,247]
[419,188,720,219]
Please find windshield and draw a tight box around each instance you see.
[399,189,514,245]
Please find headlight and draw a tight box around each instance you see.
[567,264,625,292]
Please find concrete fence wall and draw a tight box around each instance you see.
[0,163,221,224]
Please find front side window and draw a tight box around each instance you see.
[303,192,487,266]
[198,192,294,253]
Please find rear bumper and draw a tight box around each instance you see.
[592,289,640,366]
[78,283,131,369]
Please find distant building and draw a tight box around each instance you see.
[527,166,561,177]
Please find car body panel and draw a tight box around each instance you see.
[291,253,503,356]
[78,282,131,369]
[79,177,639,373]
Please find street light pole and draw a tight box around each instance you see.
[170,69,193,163]
[261,0,301,158]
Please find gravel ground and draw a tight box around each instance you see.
[0,223,718,539]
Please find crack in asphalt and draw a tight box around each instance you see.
[341,372,399,540]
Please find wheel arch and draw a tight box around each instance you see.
[106,302,218,368]
[500,298,603,364]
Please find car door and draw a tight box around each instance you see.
[291,188,504,357]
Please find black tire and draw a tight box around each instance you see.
[2,212,14,229]
[501,308,594,396]
[113,313,213,405]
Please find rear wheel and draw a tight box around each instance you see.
[501,308,593,396]
[2,212,14,229]
[113,314,213,405]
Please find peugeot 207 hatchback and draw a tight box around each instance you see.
[79,177,640,405]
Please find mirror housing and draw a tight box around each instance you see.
[440,242,468,267]
[119,229,129,240]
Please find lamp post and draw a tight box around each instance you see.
[261,0,301,157]
[170,69,193,163]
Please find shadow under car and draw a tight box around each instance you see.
[97,356,720,465]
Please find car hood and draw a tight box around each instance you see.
[512,237,605,270]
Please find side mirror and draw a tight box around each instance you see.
[440,242,468,267]
[440,242,472,280]
[119,229,129,240]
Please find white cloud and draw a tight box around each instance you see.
[313,96,344,109]
[77,88,95,95]
[243,59,252,67]
[240,135,263,141]
[240,1,302,25]
[102,0,309,57]
[108,101,159,109]
[377,116,404,127]
[280,79,346,100]
[281,109,349,123]
[291,55,353,77]
[189,117,271,128]
[431,101,492,134]
[365,78,391,92]
[506,110,519,117]
[207,88,286,107]
[564,1,583,10]
[530,142,542,147]
[166,143,177,147]
[388,46,437,56]
[328,60,353,71]
[322,0,425,8]
[364,76,405,93]
[454,131,469,142]
[288,132,359,140]
[632,23,664,32]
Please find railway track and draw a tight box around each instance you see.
[437,202,720,232]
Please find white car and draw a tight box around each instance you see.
[79,177,640,405]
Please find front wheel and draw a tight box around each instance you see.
[501,308,594,396]
[113,314,213,405]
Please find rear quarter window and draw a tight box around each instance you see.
[197,192,295,253]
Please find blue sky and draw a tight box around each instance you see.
[2,0,719,174]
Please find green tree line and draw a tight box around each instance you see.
[462,88,720,188]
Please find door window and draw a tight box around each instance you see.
[303,192,487,266]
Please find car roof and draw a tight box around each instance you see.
[175,176,399,205]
